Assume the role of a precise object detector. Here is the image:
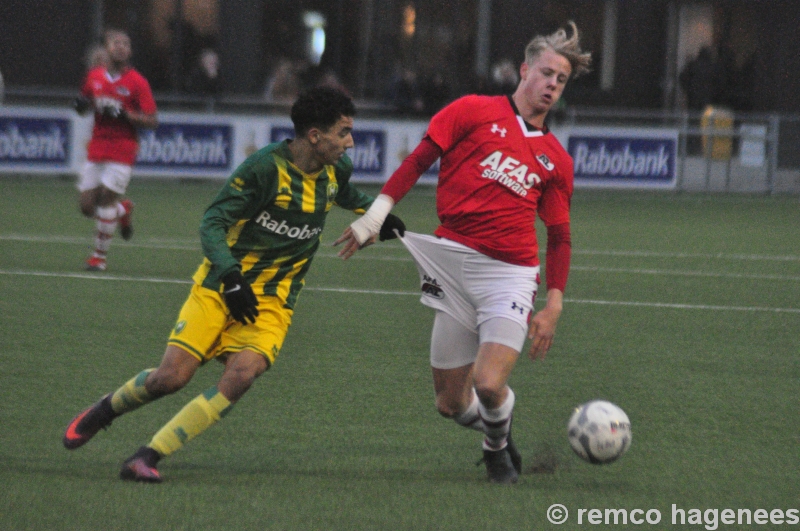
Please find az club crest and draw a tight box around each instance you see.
[421,274,444,299]
[536,153,555,171]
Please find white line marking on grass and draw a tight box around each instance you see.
[0,233,201,251]
[305,286,418,296]
[570,265,800,282]
[573,249,800,262]
[3,233,800,262]
[565,298,800,314]
[1,269,798,314]
[0,269,192,284]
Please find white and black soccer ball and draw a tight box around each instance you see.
[567,400,632,464]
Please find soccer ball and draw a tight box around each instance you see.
[567,400,632,464]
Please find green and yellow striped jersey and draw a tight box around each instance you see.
[193,140,373,309]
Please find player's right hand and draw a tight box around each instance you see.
[221,270,260,325]
[73,97,91,115]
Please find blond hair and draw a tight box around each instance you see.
[524,21,592,78]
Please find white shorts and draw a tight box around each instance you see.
[77,161,132,194]
[400,231,539,345]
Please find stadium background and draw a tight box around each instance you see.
[2,0,800,112]
[1,0,799,192]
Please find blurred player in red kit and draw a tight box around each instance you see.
[336,22,591,484]
[74,28,158,271]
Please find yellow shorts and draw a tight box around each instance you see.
[167,283,293,366]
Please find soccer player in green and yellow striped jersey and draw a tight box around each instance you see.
[63,87,405,482]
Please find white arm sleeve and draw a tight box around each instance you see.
[349,194,394,245]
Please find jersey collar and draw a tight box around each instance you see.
[104,66,130,83]
[507,95,548,138]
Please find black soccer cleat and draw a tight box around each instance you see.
[63,394,116,450]
[120,446,162,483]
[478,446,519,484]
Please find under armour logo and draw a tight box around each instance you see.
[511,302,525,314]
[491,124,507,137]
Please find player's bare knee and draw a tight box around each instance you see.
[474,381,505,408]
[79,203,95,218]
[434,394,461,418]
[218,354,267,402]
[97,187,119,206]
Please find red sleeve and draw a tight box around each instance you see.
[537,155,573,227]
[545,222,571,292]
[134,73,157,114]
[380,135,443,202]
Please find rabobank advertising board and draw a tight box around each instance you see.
[271,126,385,181]
[0,115,71,169]
[136,120,233,177]
[566,128,678,189]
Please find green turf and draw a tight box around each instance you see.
[0,176,798,530]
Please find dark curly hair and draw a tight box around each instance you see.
[291,86,356,137]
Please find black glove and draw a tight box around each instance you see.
[379,213,406,241]
[221,270,259,324]
[73,96,91,115]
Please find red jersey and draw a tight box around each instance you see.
[81,66,157,165]
[423,95,573,266]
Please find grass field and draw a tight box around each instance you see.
[0,175,798,531]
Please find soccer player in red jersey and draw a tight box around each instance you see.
[336,22,591,484]
[74,28,157,271]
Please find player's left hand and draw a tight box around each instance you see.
[221,270,260,325]
[333,227,377,260]
[527,290,563,361]
[379,213,405,241]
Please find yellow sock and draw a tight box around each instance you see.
[110,369,156,414]
[148,386,233,457]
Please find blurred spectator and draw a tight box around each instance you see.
[712,42,752,111]
[264,58,303,102]
[314,69,351,97]
[488,59,519,95]
[0,67,4,104]
[680,43,754,113]
[387,66,424,115]
[185,48,220,96]
[85,44,110,71]
[732,52,755,111]
[679,47,716,111]
[420,71,451,115]
[469,73,491,96]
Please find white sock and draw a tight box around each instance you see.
[93,205,118,258]
[479,388,515,451]
[453,390,485,432]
